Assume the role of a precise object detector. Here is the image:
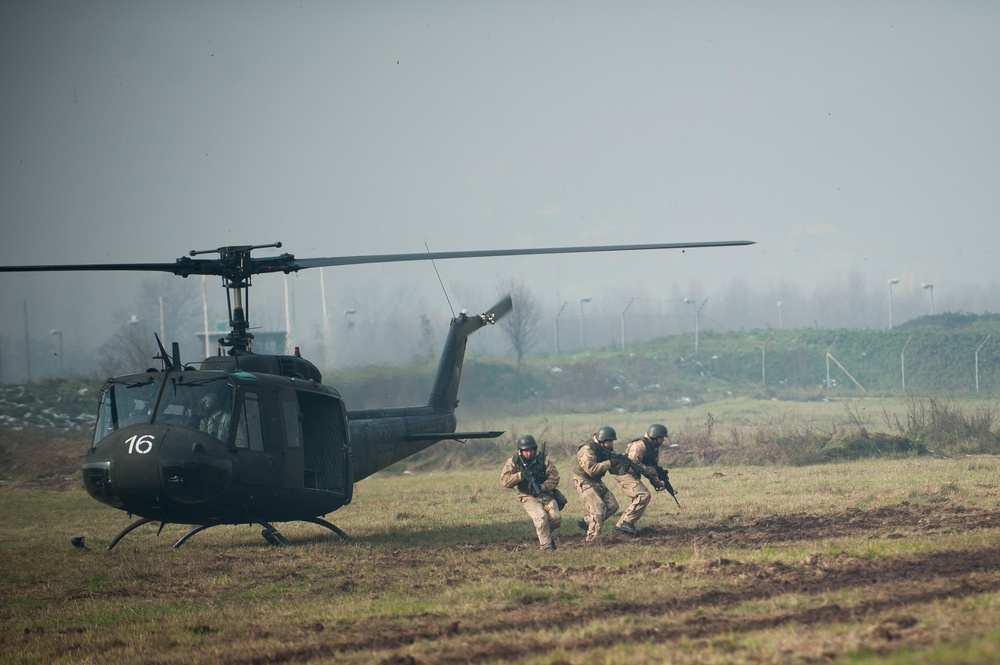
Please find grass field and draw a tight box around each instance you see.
[3,442,1000,664]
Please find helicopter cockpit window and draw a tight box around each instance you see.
[234,391,265,452]
[152,378,235,444]
[281,398,302,449]
[93,378,162,447]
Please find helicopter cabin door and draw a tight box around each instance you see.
[279,391,304,489]
[278,389,351,495]
[232,389,280,487]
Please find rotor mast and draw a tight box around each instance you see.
[189,242,283,356]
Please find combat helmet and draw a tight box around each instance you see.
[646,423,669,440]
[596,426,617,443]
[517,434,539,450]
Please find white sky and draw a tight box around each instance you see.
[2,1,999,375]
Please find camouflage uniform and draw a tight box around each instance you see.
[500,451,562,550]
[612,435,663,532]
[572,436,620,541]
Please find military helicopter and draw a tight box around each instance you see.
[0,240,752,549]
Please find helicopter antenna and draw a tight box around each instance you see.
[425,241,456,318]
[152,333,174,371]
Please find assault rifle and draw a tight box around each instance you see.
[520,444,569,509]
[518,454,543,497]
[611,453,682,510]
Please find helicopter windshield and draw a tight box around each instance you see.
[92,378,162,446]
[92,375,236,447]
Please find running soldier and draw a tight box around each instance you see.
[611,423,670,536]
[500,434,563,550]
[572,426,620,542]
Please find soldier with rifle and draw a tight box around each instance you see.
[610,423,679,536]
[572,426,621,542]
[500,434,564,550]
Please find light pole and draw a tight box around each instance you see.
[684,297,707,356]
[762,332,774,387]
[921,283,935,315]
[620,298,634,352]
[887,278,900,329]
[554,301,568,354]
[683,298,695,339]
[777,300,783,328]
[343,308,357,331]
[901,335,912,394]
[976,334,991,393]
[320,268,332,368]
[283,274,294,355]
[50,329,63,377]
[201,275,210,357]
[158,295,165,341]
[579,297,591,348]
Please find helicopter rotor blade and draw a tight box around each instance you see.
[486,295,514,323]
[0,260,219,275]
[289,240,754,271]
[0,240,754,277]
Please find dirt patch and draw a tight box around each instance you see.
[642,501,1000,547]
[217,510,1000,664]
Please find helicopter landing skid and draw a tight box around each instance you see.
[106,517,167,551]
[106,517,353,549]
[171,521,292,548]
[303,517,353,543]
[258,518,353,546]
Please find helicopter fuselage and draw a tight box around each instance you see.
[83,366,354,525]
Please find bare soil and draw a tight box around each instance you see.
[174,502,999,665]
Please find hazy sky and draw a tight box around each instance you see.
[2,2,999,376]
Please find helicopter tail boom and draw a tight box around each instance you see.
[427,295,512,413]
[342,297,511,481]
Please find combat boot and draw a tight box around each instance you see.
[614,521,638,536]
[577,518,588,531]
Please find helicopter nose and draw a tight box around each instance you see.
[96,427,234,509]
[160,437,234,505]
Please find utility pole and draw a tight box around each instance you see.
[23,299,31,383]
[620,298,634,352]
[554,301,568,354]
[976,335,991,393]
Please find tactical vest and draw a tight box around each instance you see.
[631,437,660,467]
[573,440,608,481]
[513,454,548,494]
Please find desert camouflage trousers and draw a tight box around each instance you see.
[613,473,651,527]
[520,494,562,549]
[573,476,619,541]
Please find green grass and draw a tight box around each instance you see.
[3,456,1000,664]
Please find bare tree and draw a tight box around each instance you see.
[496,279,542,365]
[97,319,158,378]
[92,275,204,378]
